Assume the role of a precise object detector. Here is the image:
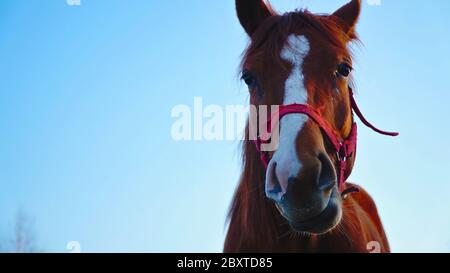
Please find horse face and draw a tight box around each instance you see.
[237,0,361,234]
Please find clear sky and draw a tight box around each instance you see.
[0,0,449,253]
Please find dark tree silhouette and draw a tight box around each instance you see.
[1,210,39,253]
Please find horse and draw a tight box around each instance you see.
[224,0,398,253]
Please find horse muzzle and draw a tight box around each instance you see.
[266,152,343,234]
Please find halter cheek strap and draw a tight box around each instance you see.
[253,87,399,196]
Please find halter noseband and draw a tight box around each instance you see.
[253,87,399,196]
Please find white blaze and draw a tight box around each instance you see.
[266,34,310,198]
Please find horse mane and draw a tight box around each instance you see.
[225,122,283,252]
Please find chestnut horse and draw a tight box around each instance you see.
[225,0,396,253]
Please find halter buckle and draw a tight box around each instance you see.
[337,143,348,162]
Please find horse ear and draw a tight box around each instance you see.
[331,0,361,39]
[236,0,275,36]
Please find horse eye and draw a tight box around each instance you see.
[242,70,257,88]
[336,63,352,78]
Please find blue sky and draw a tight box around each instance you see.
[0,0,449,253]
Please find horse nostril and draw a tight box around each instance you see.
[266,163,284,200]
[317,153,336,191]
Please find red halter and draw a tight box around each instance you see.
[253,88,399,195]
